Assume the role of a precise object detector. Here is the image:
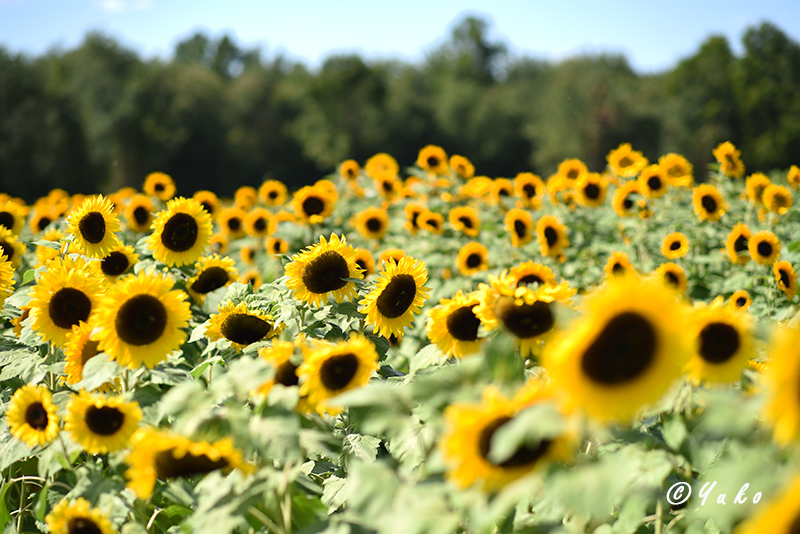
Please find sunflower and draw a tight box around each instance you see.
[215,209,244,241]
[476,274,576,358]
[258,179,288,206]
[123,194,155,232]
[64,321,113,390]
[240,269,263,289]
[143,172,176,200]
[426,290,486,358]
[293,185,336,224]
[205,301,283,351]
[209,232,229,255]
[403,202,426,235]
[186,254,239,303]
[417,145,448,174]
[234,186,258,210]
[725,223,751,265]
[461,176,493,199]
[66,195,121,258]
[339,159,361,181]
[45,498,116,534]
[441,382,571,491]
[107,188,134,213]
[5,384,60,447]
[240,244,257,266]
[749,231,781,265]
[297,334,379,414]
[375,174,402,200]
[92,244,139,283]
[658,153,693,187]
[732,472,800,534]
[65,391,142,454]
[789,165,800,189]
[514,172,545,207]
[638,165,668,198]
[661,232,689,259]
[607,143,648,177]
[352,247,375,276]
[763,184,793,215]
[692,184,727,222]
[575,173,607,207]
[125,427,251,500]
[655,262,687,294]
[456,242,489,276]
[255,340,300,397]
[91,270,192,369]
[557,158,588,184]
[490,178,514,204]
[0,227,26,268]
[364,153,399,180]
[378,248,405,266]
[745,173,771,204]
[505,208,534,247]
[285,233,362,306]
[762,326,800,445]
[0,200,27,235]
[729,290,752,311]
[507,261,556,289]
[448,206,481,237]
[604,251,634,278]
[536,215,569,258]
[30,203,60,233]
[449,155,475,179]
[774,260,797,300]
[0,255,14,308]
[358,256,430,339]
[543,273,691,422]
[353,207,389,240]
[418,210,445,235]
[244,207,271,238]
[265,236,289,257]
[546,174,572,206]
[712,141,745,178]
[29,256,105,347]
[611,181,643,217]
[193,190,220,217]
[148,197,213,267]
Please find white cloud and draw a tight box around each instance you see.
[96,0,152,13]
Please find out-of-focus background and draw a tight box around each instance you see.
[1,0,799,201]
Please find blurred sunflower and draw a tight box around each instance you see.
[749,231,781,265]
[774,260,797,300]
[45,498,116,534]
[418,210,445,235]
[655,262,687,294]
[692,184,726,221]
[36,228,63,265]
[745,173,771,204]
[65,391,142,454]
[352,247,375,276]
[339,159,361,181]
[5,384,60,447]
[240,244,257,265]
[186,254,238,303]
[258,179,288,206]
[712,141,745,178]
[375,174,402,200]
[293,185,336,224]
[725,223,751,265]
[29,256,104,347]
[508,261,555,289]
[661,232,689,259]
[536,215,569,258]
[426,290,485,358]
[557,158,588,184]
[505,208,534,247]
[265,236,289,257]
[403,202,426,235]
[763,183,793,215]
[378,248,405,266]
[441,382,571,491]
[92,244,139,284]
[364,152,399,179]
[193,190,220,217]
[123,194,155,233]
[353,207,389,240]
[449,155,475,179]
[543,273,691,422]
[417,145,449,174]
[234,186,258,210]
[92,270,191,369]
[658,153,693,187]
[255,340,300,397]
[206,301,283,351]
[732,473,800,534]
[217,207,247,239]
[244,207,271,238]
[604,251,634,278]
[575,173,607,207]
[763,326,800,445]
[125,428,251,500]
[209,232,229,255]
[0,200,27,235]
[285,233,362,306]
[607,143,648,177]
[456,242,489,276]
[726,290,750,313]
[788,165,800,188]
[490,178,514,204]
[514,172,545,208]
[29,203,60,233]
[448,206,481,237]
[0,227,26,268]
[240,269,263,290]
[143,171,176,201]
[0,255,14,308]
[461,176,493,199]
[611,181,642,217]
[638,165,668,198]
[297,334,379,415]
[358,256,430,339]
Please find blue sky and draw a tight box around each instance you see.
[1,0,799,73]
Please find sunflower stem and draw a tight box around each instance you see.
[17,477,26,531]
[655,499,663,534]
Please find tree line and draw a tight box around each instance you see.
[1,17,799,201]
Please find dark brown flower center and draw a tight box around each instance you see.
[161,213,199,252]
[366,217,383,233]
[522,184,537,198]
[67,517,102,534]
[618,156,633,168]
[49,288,92,329]
[355,259,368,273]
[227,216,242,231]
[85,405,125,436]
[735,297,748,308]
[664,271,680,287]
[458,216,474,229]
[320,352,359,391]
[25,402,49,430]
[253,217,267,232]
[155,448,228,479]
[79,211,106,244]
[220,313,272,345]
[154,183,165,192]
[81,340,101,366]
[623,197,634,210]
[647,176,662,192]
[701,195,717,214]
[376,274,417,318]
[581,312,656,384]
[495,296,554,339]
[200,202,214,214]
[0,239,14,262]
[517,274,544,287]
[269,190,279,199]
[698,322,740,364]
[101,251,130,276]
[734,235,748,253]
[612,262,626,275]
[302,196,325,216]
[37,216,52,231]
[584,183,601,200]
[779,268,791,288]
[446,305,481,342]
[465,253,482,269]
[426,156,440,168]
[133,206,150,226]
[513,220,527,238]
[191,266,230,294]
[478,415,551,468]
[757,241,773,258]
[115,294,167,346]
[275,360,299,387]
[0,211,15,230]
[670,240,682,251]
[544,227,558,247]
[302,250,350,294]
[409,210,421,228]
[566,168,580,179]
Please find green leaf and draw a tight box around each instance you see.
[342,433,381,463]
[663,414,688,452]
[31,239,62,251]
[34,482,49,522]
[22,269,36,285]
[487,403,565,465]
[71,353,122,392]
[0,480,13,526]
[409,343,444,373]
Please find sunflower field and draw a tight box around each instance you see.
[1,142,800,534]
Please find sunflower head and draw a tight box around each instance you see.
[124,194,155,232]
[255,340,301,397]
[258,179,288,206]
[417,145,448,174]
[65,391,143,454]
[762,326,800,445]
[193,190,220,217]
[403,202,426,235]
[507,261,556,289]
[455,242,489,276]
[638,165,668,198]
[0,226,27,268]
[575,173,607,207]
[5,384,60,447]
[728,289,752,312]
[206,300,284,351]
[244,207,271,237]
[745,173,771,204]
[749,230,781,265]
[418,210,445,235]
[217,206,246,239]
[536,215,569,257]
[45,497,116,534]
[352,207,389,240]
[725,223,752,264]
[505,208,534,247]
[358,256,431,339]
[654,262,687,294]
[449,155,475,179]
[490,178,514,204]
[557,158,588,184]
[611,181,644,217]
[692,184,727,222]
[285,233,364,306]
[234,185,258,210]
[712,141,745,178]
[186,254,239,303]
[514,172,545,207]
[763,184,793,215]
[448,206,481,237]
[64,320,114,390]
[607,143,648,177]
[774,260,797,300]
[93,244,139,283]
[144,171,176,200]
[604,251,634,279]
[0,200,27,235]
[365,153,399,180]
[426,290,486,358]
[788,165,800,188]
[293,185,336,224]
[148,197,213,267]
[661,232,689,259]
[66,195,121,258]
[658,153,694,186]
[352,247,375,276]
[378,248,405,267]
[339,159,361,181]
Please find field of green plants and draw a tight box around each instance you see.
[1,142,799,534]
